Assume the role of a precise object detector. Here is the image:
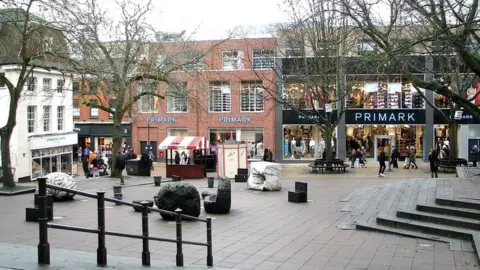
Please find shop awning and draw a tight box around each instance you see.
[158,136,207,150]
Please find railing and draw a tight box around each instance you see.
[36,177,213,267]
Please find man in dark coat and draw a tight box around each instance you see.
[115,152,127,185]
[378,147,386,177]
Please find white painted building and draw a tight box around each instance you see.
[0,65,77,182]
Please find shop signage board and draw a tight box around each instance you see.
[434,109,480,124]
[345,109,426,124]
[30,132,78,150]
[283,110,338,124]
[218,117,252,123]
[146,117,177,123]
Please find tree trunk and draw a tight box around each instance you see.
[109,115,123,178]
[324,125,333,162]
[448,121,458,161]
[0,127,15,187]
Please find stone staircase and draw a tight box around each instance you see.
[338,175,480,259]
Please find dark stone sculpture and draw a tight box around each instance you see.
[201,177,231,214]
[154,182,201,220]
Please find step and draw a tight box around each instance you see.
[416,204,480,220]
[472,233,480,261]
[396,209,480,230]
[436,196,480,210]
[376,214,474,240]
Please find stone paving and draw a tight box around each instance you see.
[0,162,478,269]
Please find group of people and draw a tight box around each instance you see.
[376,146,440,178]
[173,151,191,165]
[262,148,274,162]
[80,147,109,178]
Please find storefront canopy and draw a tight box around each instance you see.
[158,136,207,150]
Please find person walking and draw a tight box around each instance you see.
[428,148,440,178]
[82,157,90,178]
[356,149,366,168]
[115,152,126,185]
[408,146,418,169]
[378,147,386,177]
[389,146,400,170]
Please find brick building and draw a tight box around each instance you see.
[131,38,277,160]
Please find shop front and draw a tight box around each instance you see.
[30,132,78,180]
[281,110,338,160]
[75,122,132,156]
[345,109,426,160]
[209,126,264,160]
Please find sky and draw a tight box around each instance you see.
[148,0,287,40]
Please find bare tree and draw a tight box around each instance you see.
[247,0,361,161]
[339,0,480,160]
[0,0,71,187]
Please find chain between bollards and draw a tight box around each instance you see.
[175,208,184,267]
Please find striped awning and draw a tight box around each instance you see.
[158,136,207,150]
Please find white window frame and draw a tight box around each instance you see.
[42,78,51,92]
[241,81,264,112]
[166,83,188,113]
[57,106,64,131]
[27,106,36,133]
[43,106,51,132]
[138,83,157,113]
[56,79,64,93]
[252,50,275,69]
[185,54,204,71]
[27,77,37,91]
[90,100,99,118]
[167,128,189,137]
[209,82,231,113]
[222,50,244,70]
[73,100,80,118]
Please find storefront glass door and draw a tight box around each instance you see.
[374,135,395,161]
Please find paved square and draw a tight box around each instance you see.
[0,162,478,269]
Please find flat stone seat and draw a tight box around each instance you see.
[132,200,153,212]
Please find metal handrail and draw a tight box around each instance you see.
[36,177,213,267]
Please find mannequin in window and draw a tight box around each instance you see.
[300,139,306,154]
[319,138,325,157]
[291,139,296,158]
[309,138,315,155]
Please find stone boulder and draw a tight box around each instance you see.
[247,162,282,191]
[201,177,231,214]
[154,182,201,220]
[44,172,77,200]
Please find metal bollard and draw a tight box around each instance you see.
[207,177,214,188]
[96,192,107,266]
[113,186,122,194]
[113,193,123,205]
[37,177,50,264]
[141,201,151,266]
[175,208,183,267]
[206,217,213,267]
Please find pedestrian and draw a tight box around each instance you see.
[389,146,399,170]
[350,149,357,168]
[174,151,180,165]
[82,157,90,178]
[115,152,126,185]
[428,148,439,178]
[403,147,410,169]
[91,156,99,178]
[408,146,418,169]
[378,147,386,177]
[148,151,155,170]
[356,149,366,168]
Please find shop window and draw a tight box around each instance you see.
[253,49,275,69]
[167,83,188,113]
[167,128,189,136]
[60,153,72,174]
[31,158,42,179]
[209,128,264,159]
[56,79,64,93]
[241,81,264,112]
[42,78,51,92]
[138,83,158,113]
[209,82,231,112]
[283,125,336,159]
[27,77,37,91]
[283,82,335,110]
[73,100,80,118]
[27,105,36,133]
[43,106,51,132]
[89,99,99,118]
[57,106,64,131]
[222,50,244,70]
[31,147,73,179]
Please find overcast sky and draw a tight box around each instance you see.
[149,0,286,40]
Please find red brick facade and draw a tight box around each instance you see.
[131,38,277,159]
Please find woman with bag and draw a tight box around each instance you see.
[403,148,410,169]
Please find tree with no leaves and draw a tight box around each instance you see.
[0,0,71,187]
[339,0,480,160]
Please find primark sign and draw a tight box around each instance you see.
[346,109,425,124]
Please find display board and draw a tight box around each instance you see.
[217,143,248,179]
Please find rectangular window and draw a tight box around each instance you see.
[222,50,244,70]
[90,100,99,117]
[57,106,64,130]
[108,99,116,118]
[167,83,188,113]
[42,78,51,92]
[185,53,204,71]
[285,39,304,57]
[138,83,157,113]
[0,73,5,88]
[73,100,80,118]
[253,50,275,69]
[56,79,64,93]
[358,40,376,54]
[72,82,80,92]
[43,106,51,132]
[27,77,37,91]
[27,106,36,133]
[209,82,231,112]
[167,128,189,137]
[241,81,264,112]
[88,81,98,94]
[156,55,166,68]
